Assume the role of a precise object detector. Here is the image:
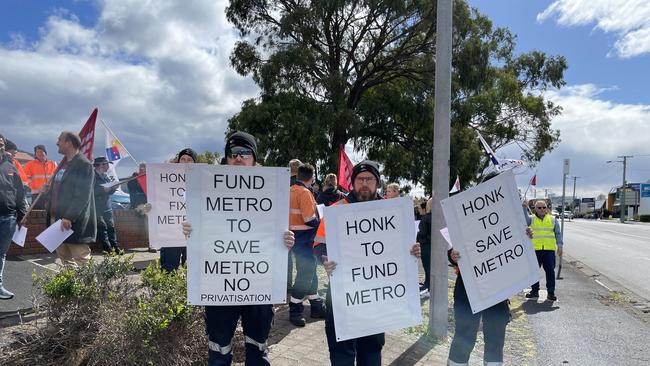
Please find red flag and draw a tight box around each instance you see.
[531,175,537,186]
[78,108,98,160]
[338,145,353,191]
[137,174,147,196]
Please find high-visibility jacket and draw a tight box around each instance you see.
[530,214,558,251]
[313,198,349,246]
[13,159,28,184]
[23,159,57,193]
[289,182,319,231]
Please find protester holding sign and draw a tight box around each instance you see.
[182,131,295,366]
[0,133,26,300]
[313,160,421,366]
[443,171,536,366]
[157,148,197,271]
[93,157,121,253]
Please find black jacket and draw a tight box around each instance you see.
[417,213,431,247]
[46,153,97,244]
[316,187,345,207]
[94,171,115,213]
[0,153,26,222]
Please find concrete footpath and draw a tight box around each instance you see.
[1,249,649,365]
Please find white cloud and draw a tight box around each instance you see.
[0,0,258,173]
[538,0,650,58]
[512,83,650,198]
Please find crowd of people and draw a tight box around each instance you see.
[0,129,563,366]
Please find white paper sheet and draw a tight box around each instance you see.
[100,180,122,188]
[12,225,28,247]
[317,204,325,219]
[35,219,74,253]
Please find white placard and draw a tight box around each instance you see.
[440,227,453,250]
[186,165,290,305]
[146,163,190,248]
[441,170,539,313]
[325,197,422,341]
[12,225,28,247]
[101,180,121,189]
[317,204,325,219]
[36,219,73,253]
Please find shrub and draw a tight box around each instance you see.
[640,215,650,222]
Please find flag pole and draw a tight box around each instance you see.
[100,119,139,166]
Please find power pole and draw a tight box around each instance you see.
[619,155,631,223]
[561,159,569,234]
[571,176,580,216]
[430,0,453,340]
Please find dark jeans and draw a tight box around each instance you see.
[97,210,119,252]
[420,244,431,290]
[290,241,318,298]
[159,247,186,272]
[449,275,510,364]
[205,305,274,366]
[325,288,385,365]
[531,250,556,293]
[0,215,17,287]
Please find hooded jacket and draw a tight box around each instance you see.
[0,153,26,222]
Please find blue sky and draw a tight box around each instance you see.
[1,0,649,198]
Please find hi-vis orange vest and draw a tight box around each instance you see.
[313,198,350,246]
[24,159,57,193]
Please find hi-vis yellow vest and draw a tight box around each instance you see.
[530,214,557,251]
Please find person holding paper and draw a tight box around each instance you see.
[524,200,563,301]
[313,160,421,366]
[93,157,121,253]
[288,163,325,326]
[45,131,97,268]
[183,131,296,366]
[0,133,26,300]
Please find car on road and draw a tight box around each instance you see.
[551,210,560,218]
[562,211,573,219]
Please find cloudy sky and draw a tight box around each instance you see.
[1,0,649,198]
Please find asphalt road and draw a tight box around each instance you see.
[562,219,650,301]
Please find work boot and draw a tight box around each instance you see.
[547,292,557,301]
[525,290,539,299]
[289,301,306,327]
[0,286,15,300]
[309,298,326,319]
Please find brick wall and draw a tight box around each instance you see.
[7,210,149,256]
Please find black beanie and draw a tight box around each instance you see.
[34,144,47,154]
[176,148,198,163]
[351,160,381,183]
[225,131,258,162]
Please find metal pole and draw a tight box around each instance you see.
[572,176,579,217]
[620,156,627,222]
[429,0,453,340]
[560,174,567,236]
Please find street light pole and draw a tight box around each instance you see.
[571,176,580,217]
[620,156,628,223]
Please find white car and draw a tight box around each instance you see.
[551,210,560,218]
[562,211,573,219]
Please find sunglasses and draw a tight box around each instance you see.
[229,147,253,159]
[535,207,547,209]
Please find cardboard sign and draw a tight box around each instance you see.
[146,163,190,249]
[441,170,538,313]
[186,165,290,305]
[325,197,422,341]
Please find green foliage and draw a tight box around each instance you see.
[227,0,567,192]
[196,151,221,164]
[640,215,650,222]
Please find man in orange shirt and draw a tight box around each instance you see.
[24,144,57,209]
[288,163,325,326]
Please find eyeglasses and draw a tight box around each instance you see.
[355,177,376,184]
[535,207,547,210]
[229,147,253,159]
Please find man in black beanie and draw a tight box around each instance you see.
[312,159,420,366]
[183,131,295,366]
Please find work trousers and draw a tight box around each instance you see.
[531,250,556,293]
[205,305,274,366]
[448,275,509,364]
[420,243,431,290]
[96,210,119,252]
[325,288,385,365]
[56,243,92,269]
[159,247,186,272]
[290,240,318,315]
